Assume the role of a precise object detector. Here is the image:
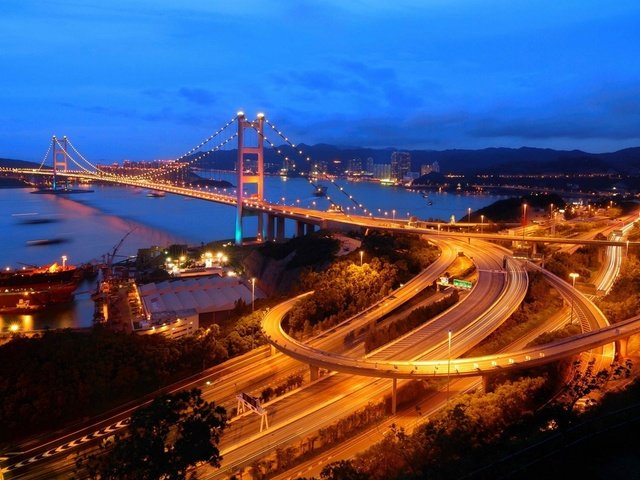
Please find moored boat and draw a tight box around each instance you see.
[0,258,82,313]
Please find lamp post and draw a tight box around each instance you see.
[61,255,67,268]
[392,209,396,220]
[569,272,579,324]
[522,203,527,242]
[467,207,471,223]
[480,215,484,234]
[359,250,364,267]
[447,330,452,405]
[251,277,256,313]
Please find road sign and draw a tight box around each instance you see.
[453,278,472,289]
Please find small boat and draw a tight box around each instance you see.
[146,190,166,198]
[26,238,69,246]
[312,185,327,197]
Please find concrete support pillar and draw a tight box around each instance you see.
[267,215,275,242]
[310,364,319,381]
[257,213,264,242]
[616,337,629,358]
[305,223,315,235]
[269,344,277,356]
[276,217,286,242]
[481,375,490,393]
[296,220,305,237]
[391,378,397,414]
[531,242,537,255]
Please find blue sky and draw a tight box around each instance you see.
[2,0,640,161]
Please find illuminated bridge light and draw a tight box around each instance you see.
[491,361,497,366]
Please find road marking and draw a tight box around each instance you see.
[5,418,131,472]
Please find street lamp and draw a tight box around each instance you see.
[61,255,67,268]
[522,203,528,242]
[569,273,579,325]
[392,209,396,220]
[251,278,256,313]
[359,250,364,267]
[480,215,484,234]
[447,330,452,405]
[467,207,471,223]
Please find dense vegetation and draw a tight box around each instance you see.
[257,231,340,269]
[545,245,601,284]
[77,389,226,479]
[308,361,633,480]
[286,233,439,336]
[473,193,565,223]
[597,255,640,322]
[286,257,397,336]
[364,290,459,353]
[0,310,265,444]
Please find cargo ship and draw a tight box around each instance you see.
[0,258,82,314]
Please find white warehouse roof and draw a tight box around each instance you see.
[139,275,263,315]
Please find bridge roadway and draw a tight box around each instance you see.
[261,255,617,379]
[4,166,638,248]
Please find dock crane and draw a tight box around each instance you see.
[102,229,134,280]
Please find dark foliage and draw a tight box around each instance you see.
[258,232,340,269]
[0,313,264,443]
[79,389,226,479]
[364,290,458,353]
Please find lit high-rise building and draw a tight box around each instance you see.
[390,151,411,180]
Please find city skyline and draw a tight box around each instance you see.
[2,1,640,162]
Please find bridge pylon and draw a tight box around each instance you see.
[235,112,265,245]
[52,135,69,191]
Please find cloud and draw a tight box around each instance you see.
[178,87,216,106]
[469,83,640,141]
[59,102,210,127]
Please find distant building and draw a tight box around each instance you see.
[366,157,374,175]
[348,158,362,175]
[420,161,440,176]
[391,152,411,180]
[373,163,392,179]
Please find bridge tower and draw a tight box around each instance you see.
[235,112,265,245]
[51,135,69,191]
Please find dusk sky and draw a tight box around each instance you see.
[2,1,640,162]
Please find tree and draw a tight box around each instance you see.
[320,460,368,480]
[80,389,226,479]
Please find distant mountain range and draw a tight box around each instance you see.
[4,144,640,175]
[193,144,640,175]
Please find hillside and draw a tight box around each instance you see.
[4,145,640,176]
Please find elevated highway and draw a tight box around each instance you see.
[262,254,621,379]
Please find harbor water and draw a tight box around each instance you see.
[0,177,504,332]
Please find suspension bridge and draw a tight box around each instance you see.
[1,112,636,251]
